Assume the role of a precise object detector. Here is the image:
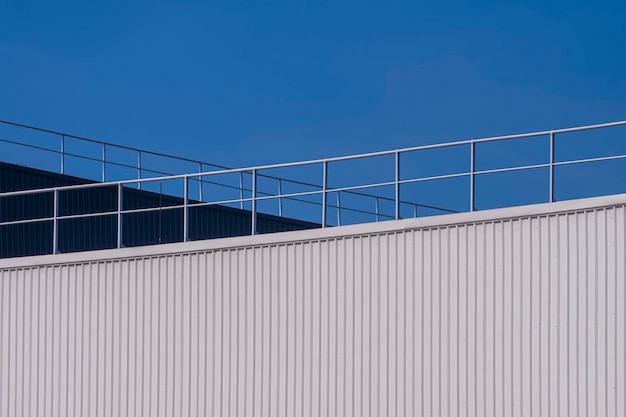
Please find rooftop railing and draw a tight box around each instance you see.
[1,119,626,253]
[0,119,451,224]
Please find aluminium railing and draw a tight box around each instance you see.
[1,119,626,253]
[0,119,452,224]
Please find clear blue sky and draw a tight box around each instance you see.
[2,1,626,220]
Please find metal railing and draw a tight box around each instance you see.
[0,119,450,223]
[1,119,626,253]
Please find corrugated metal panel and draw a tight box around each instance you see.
[0,162,318,257]
[1,204,625,416]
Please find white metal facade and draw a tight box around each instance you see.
[1,196,625,417]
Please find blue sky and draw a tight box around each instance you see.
[1,1,626,222]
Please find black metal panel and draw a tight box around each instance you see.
[0,222,52,257]
[58,215,119,253]
[0,161,319,258]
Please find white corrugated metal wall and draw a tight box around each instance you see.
[1,201,625,416]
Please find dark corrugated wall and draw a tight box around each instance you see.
[0,162,319,258]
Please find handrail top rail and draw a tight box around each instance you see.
[0,119,228,170]
[2,118,625,172]
[1,119,625,199]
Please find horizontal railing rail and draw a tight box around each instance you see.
[1,119,626,253]
[0,119,452,219]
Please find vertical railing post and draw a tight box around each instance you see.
[322,161,328,227]
[413,204,418,218]
[198,163,203,202]
[239,172,244,210]
[395,151,400,220]
[117,183,123,248]
[102,143,107,182]
[336,191,341,226]
[60,135,65,174]
[549,132,555,203]
[183,176,189,242]
[251,169,257,235]
[470,141,476,211]
[137,151,142,190]
[53,189,59,254]
[375,197,380,222]
[278,179,283,217]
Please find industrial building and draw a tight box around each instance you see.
[1,119,625,416]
